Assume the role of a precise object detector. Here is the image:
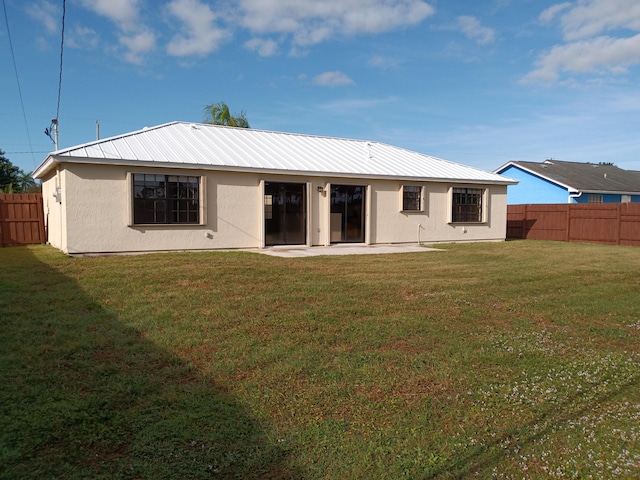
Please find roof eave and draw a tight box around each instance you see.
[33,155,59,179]
[35,156,516,185]
[571,189,640,196]
[496,162,575,191]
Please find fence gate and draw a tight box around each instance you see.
[0,194,46,247]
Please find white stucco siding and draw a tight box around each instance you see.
[423,183,508,243]
[43,162,508,254]
[59,164,264,254]
[40,169,65,251]
[367,181,508,244]
[208,172,262,248]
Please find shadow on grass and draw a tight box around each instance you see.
[0,246,303,479]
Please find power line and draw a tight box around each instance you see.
[45,0,66,150]
[56,0,66,121]
[2,0,36,166]
[6,151,50,154]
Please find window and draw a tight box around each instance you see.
[133,174,200,224]
[451,187,484,223]
[264,194,273,220]
[588,194,603,203]
[402,185,422,211]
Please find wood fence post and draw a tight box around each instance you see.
[565,204,570,242]
[522,204,527,239]
[37,194,46,245]
[617,203,622,245]
[0,195,4,248]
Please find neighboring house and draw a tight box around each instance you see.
[34,122,516,254]
[495,159,640,205]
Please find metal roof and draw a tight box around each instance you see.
[35,121,516,184]
[495,159,640,194]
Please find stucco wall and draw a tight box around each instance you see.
[59,164,262,254]
[41,168,66,251]
[368,180,507,244]
[44,162,508,254]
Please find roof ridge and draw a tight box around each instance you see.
[181,120,386,146]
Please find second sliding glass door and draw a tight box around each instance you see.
[264,182,306,246]
[330,185,365,243]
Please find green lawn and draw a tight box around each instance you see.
[1,241,639,479]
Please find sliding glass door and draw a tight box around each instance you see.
[330,185,365,243]
[264,182,306,246]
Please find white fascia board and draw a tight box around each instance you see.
[33,156,57,179]
[33,156,517,185]
[580,189,640,195]
[496,162,575,191]
[493,161,516,174]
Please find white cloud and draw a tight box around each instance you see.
[238,0,434,49]
[526,0,640,83]
[319,96,397,113]
[244,38,279,57]
[79,0,140,31]
[72,1,435,63]
[79,0,157,64]
[523,34,640,83]
[369,55,402,70]
[313,71,355,87]
[457,16,495,45]
[559,0,640,41]
[67,26,100,50]
[26,0,59,34]
[120,29,157,64]
[539,3,571,24]
[166,0,228,56]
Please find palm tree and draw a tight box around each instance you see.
[202,102,250,128]
[17,171,37,193]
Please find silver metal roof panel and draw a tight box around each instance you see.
[35,121,516,184]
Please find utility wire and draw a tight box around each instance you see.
[2,0,36,166]
[56,0,66,122]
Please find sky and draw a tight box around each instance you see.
[2,0,640,176]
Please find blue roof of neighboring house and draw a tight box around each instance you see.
[495,159,640,194]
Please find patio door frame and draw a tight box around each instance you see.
[260,180,311,248]
[327,183,370,244]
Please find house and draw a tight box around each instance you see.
[33,122,517,255]
[495,159,640,205]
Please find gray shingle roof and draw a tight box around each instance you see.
[499,159,640,193]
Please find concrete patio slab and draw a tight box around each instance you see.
[247,244,443,258]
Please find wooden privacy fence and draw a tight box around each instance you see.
[507,203,640,246]
[0,194,46,247]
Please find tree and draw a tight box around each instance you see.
[0,149,38,193]
[17,171,37,192]
[0,149,21,193]
[202,101,250,128]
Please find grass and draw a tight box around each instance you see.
[1,240,639,479]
